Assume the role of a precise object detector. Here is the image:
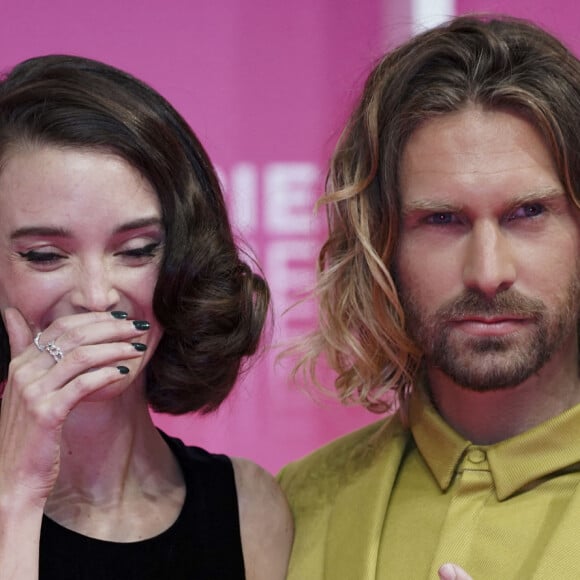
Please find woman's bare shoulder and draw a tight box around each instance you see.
[231,457,294,580]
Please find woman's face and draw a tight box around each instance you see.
[0,144,165,384]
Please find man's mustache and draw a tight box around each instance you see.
[436,290,545,320]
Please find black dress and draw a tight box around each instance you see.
[39,433,246,579]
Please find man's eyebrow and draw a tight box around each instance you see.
[10,217,163,241]
[400,200,461,217]
[507,187,565,207]
[400,187,566,217]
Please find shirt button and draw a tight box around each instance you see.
[468,448,486,463]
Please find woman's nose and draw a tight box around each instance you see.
[70,261,121,313]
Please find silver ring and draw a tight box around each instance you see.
[45,341,64,363]
[33,332,64,363]
[33,332,45,352]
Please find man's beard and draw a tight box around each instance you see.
[401,282,580,392]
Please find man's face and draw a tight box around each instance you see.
[395,106,580,392]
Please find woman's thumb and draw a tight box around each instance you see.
[3,307,33,357]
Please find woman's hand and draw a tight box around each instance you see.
[0,307,148,507]
[0,307,149,579]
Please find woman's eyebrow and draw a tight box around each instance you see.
[10,226,70,240]
[10,217,163,241]
[113,217,163,234]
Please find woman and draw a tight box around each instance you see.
[0,55,292,579]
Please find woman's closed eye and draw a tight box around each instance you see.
[117,242,162,259]
[18,249,64,263]
[18,242,162,266]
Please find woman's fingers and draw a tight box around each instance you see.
[30,366,131,426]
[13,340,144,406]
[8,310,149,380]
[31,311,149,355]
[4,307,33,358]
[438,563,474,580]
[2,310,149,430]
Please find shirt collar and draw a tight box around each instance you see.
[409,388,580,500]
[409,388,469,492]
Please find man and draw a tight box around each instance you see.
[279,15,580,579]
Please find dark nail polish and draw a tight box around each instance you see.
[117,365,130,375]
[131,342,147,352]
[111,311,128,319]
[132,320,150,331]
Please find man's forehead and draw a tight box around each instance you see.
[398,106,563,208]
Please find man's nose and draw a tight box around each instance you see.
[462,220,516,299]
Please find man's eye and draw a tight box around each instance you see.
[425,213,457,225]
[18,250,63,263]
[509,203,545,220]
[119,242,161,258]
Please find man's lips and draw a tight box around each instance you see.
[449,315,531,337]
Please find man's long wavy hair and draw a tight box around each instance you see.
[0,55,270,414]
[296,15,580,413]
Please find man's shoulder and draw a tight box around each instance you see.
[278,413,407,499]
[278,413,410,578]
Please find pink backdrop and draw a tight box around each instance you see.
[457,0,580,55]
[0,1,578,472]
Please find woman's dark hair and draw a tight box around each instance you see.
[0,54,270,414]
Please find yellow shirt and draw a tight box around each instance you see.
[279,393,580,579]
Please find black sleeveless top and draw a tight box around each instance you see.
[39,433,246,579]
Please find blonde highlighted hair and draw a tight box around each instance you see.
[293,14,580,412]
